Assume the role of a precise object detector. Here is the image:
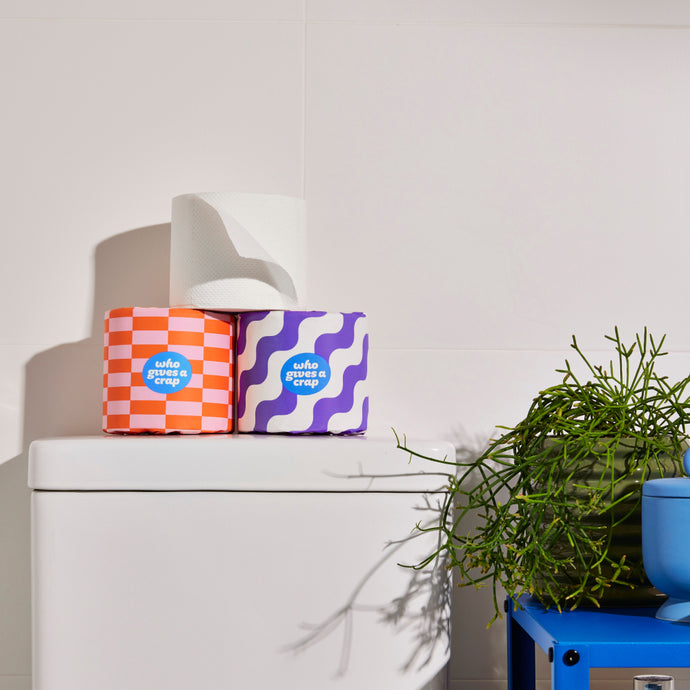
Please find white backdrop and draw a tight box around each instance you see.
[3,2,690,688]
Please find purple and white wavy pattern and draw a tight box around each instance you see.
[237,311,368,433]
[237,310,323,423]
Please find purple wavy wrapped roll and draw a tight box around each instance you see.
[237,311,368,434]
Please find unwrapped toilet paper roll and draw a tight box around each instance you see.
[170,192,306,311]
[237,311,368,434]
[103,307,234,434]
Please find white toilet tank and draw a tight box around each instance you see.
[29,434,453,690]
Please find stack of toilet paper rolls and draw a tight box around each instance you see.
[102,193,368,435]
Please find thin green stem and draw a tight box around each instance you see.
[398,328,690,623]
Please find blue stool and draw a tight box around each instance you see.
[507,595,690,689]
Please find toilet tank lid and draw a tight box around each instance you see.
[643,477,690,498]
[28,435,455,492]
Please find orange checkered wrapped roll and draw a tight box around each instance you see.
[103,307,234,434]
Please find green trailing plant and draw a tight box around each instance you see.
[396,328,690,623]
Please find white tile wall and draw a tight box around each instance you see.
[0,18,304,346]
[0,679,30,690]
[3,1,690,687]
[307,0,690,25]
[0,0,303,20]
[306,21,690,352]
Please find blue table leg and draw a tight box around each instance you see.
[507,600,536,690]
[551,644,590,690]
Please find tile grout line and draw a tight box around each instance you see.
[1,17,690,30]
[0,16,304,23]
[304,19,690,30]
[369,347,690,354]
[301,0,308,200]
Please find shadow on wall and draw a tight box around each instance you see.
[23,223,173,443]
[0,224,171,681]
[446,426,509,685]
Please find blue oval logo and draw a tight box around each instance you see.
[142,351,192,394]
[281,353,331,395]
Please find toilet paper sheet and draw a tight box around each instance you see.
[237,311,368,434]
[103,307,234,434]
[170,192,306,312]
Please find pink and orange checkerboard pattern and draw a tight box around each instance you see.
[103,307,234,434]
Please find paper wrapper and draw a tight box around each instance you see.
[103,307,234,434]
[237,311,368,434]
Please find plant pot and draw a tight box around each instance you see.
[531,438,683,608]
